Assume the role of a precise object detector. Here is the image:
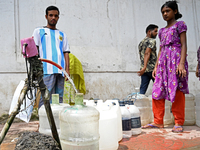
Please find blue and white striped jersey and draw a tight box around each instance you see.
[32,27,70,75]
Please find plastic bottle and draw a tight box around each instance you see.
[132,94,150,126]
[39,103,70,136]
[126,101,141,135]
[119,100,132,138]
[38,94,70,136]
[59,93,100,150]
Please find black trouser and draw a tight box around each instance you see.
[140,72,154,94]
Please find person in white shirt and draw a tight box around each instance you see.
[32,5,70,108]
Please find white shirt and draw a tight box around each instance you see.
[32,27,70,75]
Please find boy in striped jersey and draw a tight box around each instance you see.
[32,6,70,108]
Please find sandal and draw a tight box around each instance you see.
[141,124,164,129]
[172,125,183,133]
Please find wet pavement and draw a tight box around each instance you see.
[1,121,200,150]
[118,125,200,150]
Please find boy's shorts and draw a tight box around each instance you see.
[38,73,64,109]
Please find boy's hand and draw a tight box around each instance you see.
[137,68,146,76]
[65,69,70,81]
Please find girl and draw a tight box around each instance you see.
[142,0,189,132]
[196,46,200,79]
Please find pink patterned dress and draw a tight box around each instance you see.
[197,46,200,80]
[152,21,189,103]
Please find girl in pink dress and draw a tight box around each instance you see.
[142,0,189,132]
[196,46,200,79]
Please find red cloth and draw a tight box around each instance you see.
[152,90,185,125]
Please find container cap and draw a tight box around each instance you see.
[52,94,59,104]
[128,100,134,105]
[112,102,116,105]
[75,93,84,105]
[93,98,100,104]
[119,100,125,106]
[124,100,130,105]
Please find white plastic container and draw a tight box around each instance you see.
[133,94,151,126]
[195,93,200,106]
[195,106,200,127]
[184,94,195,125]
[104,100,123,142]
[59,93,100,150]
[126,101,141,135]
[83,99,97,107]
[195,93,200,127]
[96,102,118,150]
[38,103,70,136]
[119,100,132,138]
[148,95,172,125]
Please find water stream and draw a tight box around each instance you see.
[62,69,78,93]
[39,58,78,94]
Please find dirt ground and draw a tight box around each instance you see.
[0,109,61,149]
[14,131,60,150]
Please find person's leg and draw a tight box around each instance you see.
[171,90,185,132]
[140,73,151,94]
[55,74,65,103]
[153,98,165,125]
[149,71,155,82]
[38,74,56,109]
[142,98,165,128]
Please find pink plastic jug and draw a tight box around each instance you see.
[21,37,38,58]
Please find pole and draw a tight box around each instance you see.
[0,84,28,144]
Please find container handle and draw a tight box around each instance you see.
[105,100,119,107]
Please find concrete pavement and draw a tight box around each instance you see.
[1,121,200,150]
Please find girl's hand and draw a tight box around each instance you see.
[176,63,186,78]
[152,67,157,79]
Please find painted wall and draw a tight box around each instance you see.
[0,0,200,114]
